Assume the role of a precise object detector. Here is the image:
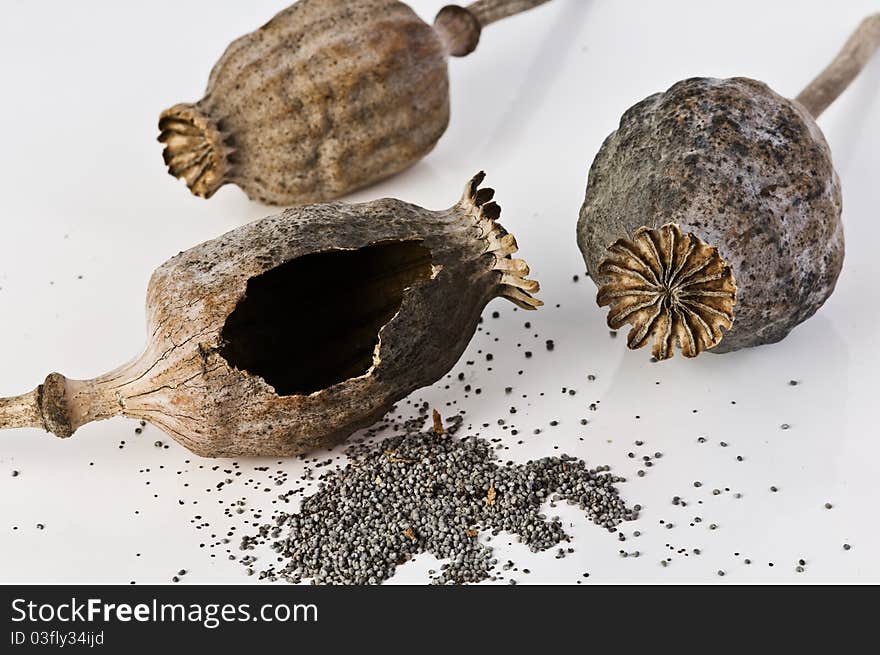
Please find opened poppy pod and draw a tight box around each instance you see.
[159,0,553,205]
[576,13,880,359]
[0,173,540,456]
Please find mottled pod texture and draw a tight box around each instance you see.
[577,77,843,355]
[159,0,448,205]
[0,174,541,457]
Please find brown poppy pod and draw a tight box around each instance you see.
[158,0,552,205]
[0,173,540,456]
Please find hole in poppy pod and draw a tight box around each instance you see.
[219,240,433,396]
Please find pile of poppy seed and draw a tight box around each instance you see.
[238,412,636,585]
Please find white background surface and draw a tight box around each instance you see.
[0,0,878,584]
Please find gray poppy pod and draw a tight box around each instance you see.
[577,14,879,359]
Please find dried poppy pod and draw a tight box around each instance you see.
[158,0,552,205]
[577,13,880,359]
[0,173,540,457]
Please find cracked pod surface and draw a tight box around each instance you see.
[577,77,844,358]
[158,0,553,205]
[0,173,540,457]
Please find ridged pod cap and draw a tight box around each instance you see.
[0,173,541,456]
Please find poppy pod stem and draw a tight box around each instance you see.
[465,0,553,27]
[795,12,880,118]
[0,371,128,439]
[0,388,43,432]
[434,0,552,56]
